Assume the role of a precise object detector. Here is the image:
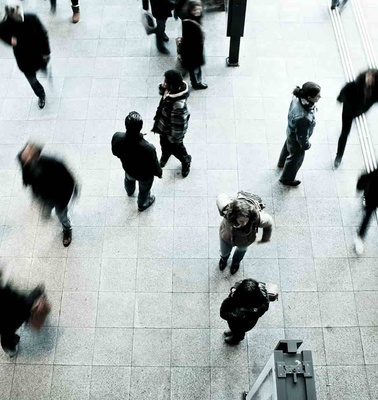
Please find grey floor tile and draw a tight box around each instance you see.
[50,366,91,400]
[55,328,95,365]
[243,258,280,287]
[276,226,313,259]
[97,292,135,328]
[171,367,211,400]
[138,196,174,227]
[327,366,370,400]
[366,366,378,397]
[174,196,208,227]
[323,327,364,366]
[274,197,309,226]
[136,259,172,293]
[360,327,378,365]
[67,227,105,258]
[64,258,101,291]
[44,291,63,328]
[174,227,208,258]
[344,225,378,258]
[211,367,249,400]
[93,328,133,366]
[175,169,208,197]
[0,225,37,257]
[173,258,209,293]
[129,367,171,400]
[307,197,343,227]
[172,293,210,328]
[319,292,358,327]
[310,227,347,258]
[1,257,32,291]
[172,329,210,367]
[279,258,317,291]
[349,258,378,291]
[210,329,248,367]
[11,365,53,400]
[53,119,86,144]
[102,227,137,258]
[339,197,365,227]
[138,227,174,259]
[61,77,92,99]
[134,293,171,328]
[0,365,13,400]
[210,292,229,329]
[5,195,40,226]
[79,169,110,197]
[80,144,113,170]
[60,291,98,328]
[206,119,236,144]
[207,144,237,170]
[105,197,139,227]
[206,170,238,197]
[238,169,273,198]
[209,258,244,293]
[237,143,270,170]
[90,366,131,400]
[132,328,171,366]
[355,292,378,326]
[282,292,321,327]
[303,170,338,198]
[99,258,137,292]
[314,258,353,292]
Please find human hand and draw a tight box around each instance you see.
[11,36,17,46]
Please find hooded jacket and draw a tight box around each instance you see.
[0,13,50,74]
[111,130,162,181]
[152,82,190,143]
[286,97,316,151]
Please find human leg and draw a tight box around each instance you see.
[226,319,258,344]
[50,0,57,12]
[159,135,173,167]
[189,67,207,90]
[230,245,248,274]
[137,177,155,211]
[335,110,354,167]
[124,173,136,196]
[170,141,192,177]
[277,140,289,168]
[280,141,305,184]
[55,205,72,247]
[155,18,169,54]
[1,331,20,357]
[358,208,374,239]
[219,237,232,270]
[71,0,80,23]
[24,73,45,101]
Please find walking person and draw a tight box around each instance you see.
[334,69,378,168]
[278,82,321,186]
[179,0,208,89]
[0,275,49,357]
[152,70,192,177]
[216,191,273,275]
[354,168,378,255]
[112,111,162,212]
[50,0,81,23]
[142,0,175,54]
[0,1,51,108]
[220,279,270,345]
[17,142,77,247]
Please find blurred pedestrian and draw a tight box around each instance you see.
[278,82,321,186]
[354,168,378,255]
[220,279,270,345]
[142,0,174,54]
[112,111,162,212]
[152,70,192,177]
[331,0,348,10]
[0,276,48,357]
[50,0,81,23]
[180,0,207,90]
[17,143,77,247]
[334,69,378,168]
[216,191,273,275]
[0,1,50,108]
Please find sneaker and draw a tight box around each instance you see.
[354,235,364,255]
[334,155,342,168]
[219,258,227,271]
[38,96,46,109]
[279,179,301,186]
[138,195,155,212]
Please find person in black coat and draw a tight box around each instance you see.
[354,168,378,255]
[112,111,162,211]
[0,274,45,357]
[0,2,50,109]
[220,279,270,345]
[180,0,207,89]
[17,143,77,247]
[143,0,175,54]
[334,69,378,168]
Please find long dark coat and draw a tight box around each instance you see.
[143,0,175,19]
[357,169,378,210]
[0,13,50,74]
[181,17,205,69]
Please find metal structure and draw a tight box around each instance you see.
[244,340,317,400]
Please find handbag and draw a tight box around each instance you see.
[265,282,279,302]
[141,9,156,35]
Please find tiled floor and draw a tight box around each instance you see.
[0,0,377,399]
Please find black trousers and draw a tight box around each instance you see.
[227,319,258,343]
[278,139,305,181]
[358,207,375,238]
[189,66,202,86]
[155,18,167,45]
[50,0,80,11]
[336,110,354,158]
[25,73,45,98]
[160,135,189,163]
[124,173,154,209]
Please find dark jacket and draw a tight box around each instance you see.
[0,13,50,74]
[17,154,76,209]
[111,131,162,181]
[142,0,175,19]
[357,168,378,210]
[337,69,378,117]
[286,97,316,151]
[152,82,190,143]
[181,16,205,69]
[220,282,270,328]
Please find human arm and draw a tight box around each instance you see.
[295,117,311,150]
[151,146,162,178]
[169,100,189,143]
[258,211,273,242]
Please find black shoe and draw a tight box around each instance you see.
[181,155,192,178]
[157,44,170,55]
[50,5,56,13]
[334,155,342,168]
[279,179,301,186]
[223,330,233,337]
[330,2,339,10]
[163,33,169,42]
[160,157,169,168]
[192,83,208,90]
[63,230,72,247]
[219,258,227,271]
[277,163,284,168]
[225,335,241,345]
[230,263,240,275]
[138,195,155,212]
[38,96,46,109]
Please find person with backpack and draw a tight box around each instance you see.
[220,279,270,345]
[216,191,273,275]
[278,82,321,186]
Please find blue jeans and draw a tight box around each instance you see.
[124,173,154,209]
[43,203,72,232]
[220,237,249,265]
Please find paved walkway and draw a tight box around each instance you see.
[0,0,377,399]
